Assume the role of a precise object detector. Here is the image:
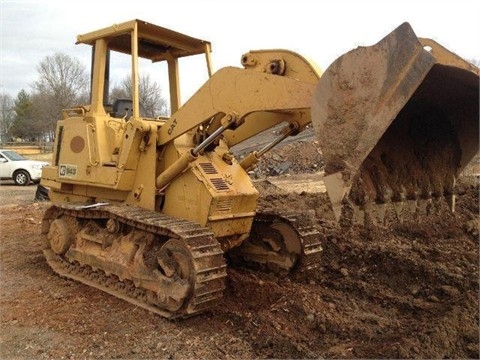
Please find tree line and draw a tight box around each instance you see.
[0,53,168,143]
[2,53,478,144]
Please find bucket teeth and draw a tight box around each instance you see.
[393,201,405,222]
[445,194,456,212]
[406,200,417,215]
[346,193,457,227]
[375,203,386,224]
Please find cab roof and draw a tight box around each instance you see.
[76,19,211,62]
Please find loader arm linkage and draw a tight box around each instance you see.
[158,50,321,148]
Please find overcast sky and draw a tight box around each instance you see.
[1,0,479,103]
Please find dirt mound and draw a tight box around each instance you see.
[248,140,324,178]
[232,125,324,178]
[248,176,479,359]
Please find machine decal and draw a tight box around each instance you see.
[59,164,78,178]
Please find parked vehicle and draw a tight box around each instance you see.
[0,149,49,185]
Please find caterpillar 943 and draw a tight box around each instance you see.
[40,20,479,318]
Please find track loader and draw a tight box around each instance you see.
[41,20,478,318]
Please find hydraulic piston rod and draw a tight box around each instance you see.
[240,123,298,171]
[156,113,241,190]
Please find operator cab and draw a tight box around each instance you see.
[76,19,213,118]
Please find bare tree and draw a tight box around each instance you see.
[30,92,60,141]
[111,73,169,117]
[32,53,89,137]
[109,86,129,105]
[34,53,89,103]
[0,93,15,141]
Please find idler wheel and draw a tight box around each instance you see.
[48,218,73,255]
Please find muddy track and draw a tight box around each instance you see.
[43,204,227,319]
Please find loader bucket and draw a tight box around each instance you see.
[311,22,479,225]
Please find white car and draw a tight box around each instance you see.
[0,149,49,186]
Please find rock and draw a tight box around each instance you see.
[464,219,479,237]
[440,285,460,298]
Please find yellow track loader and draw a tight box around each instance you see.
[40,20,478,318]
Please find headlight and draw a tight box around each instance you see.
[32,164,43,170]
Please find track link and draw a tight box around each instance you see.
[42,204,227,319]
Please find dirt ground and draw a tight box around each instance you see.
[0,143,479,359]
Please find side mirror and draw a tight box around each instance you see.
[0,158,7,163]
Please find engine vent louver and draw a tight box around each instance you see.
[197,162,230,191]
[216,198,233,212]
[211,178,230,191]
[199,162,218,175]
